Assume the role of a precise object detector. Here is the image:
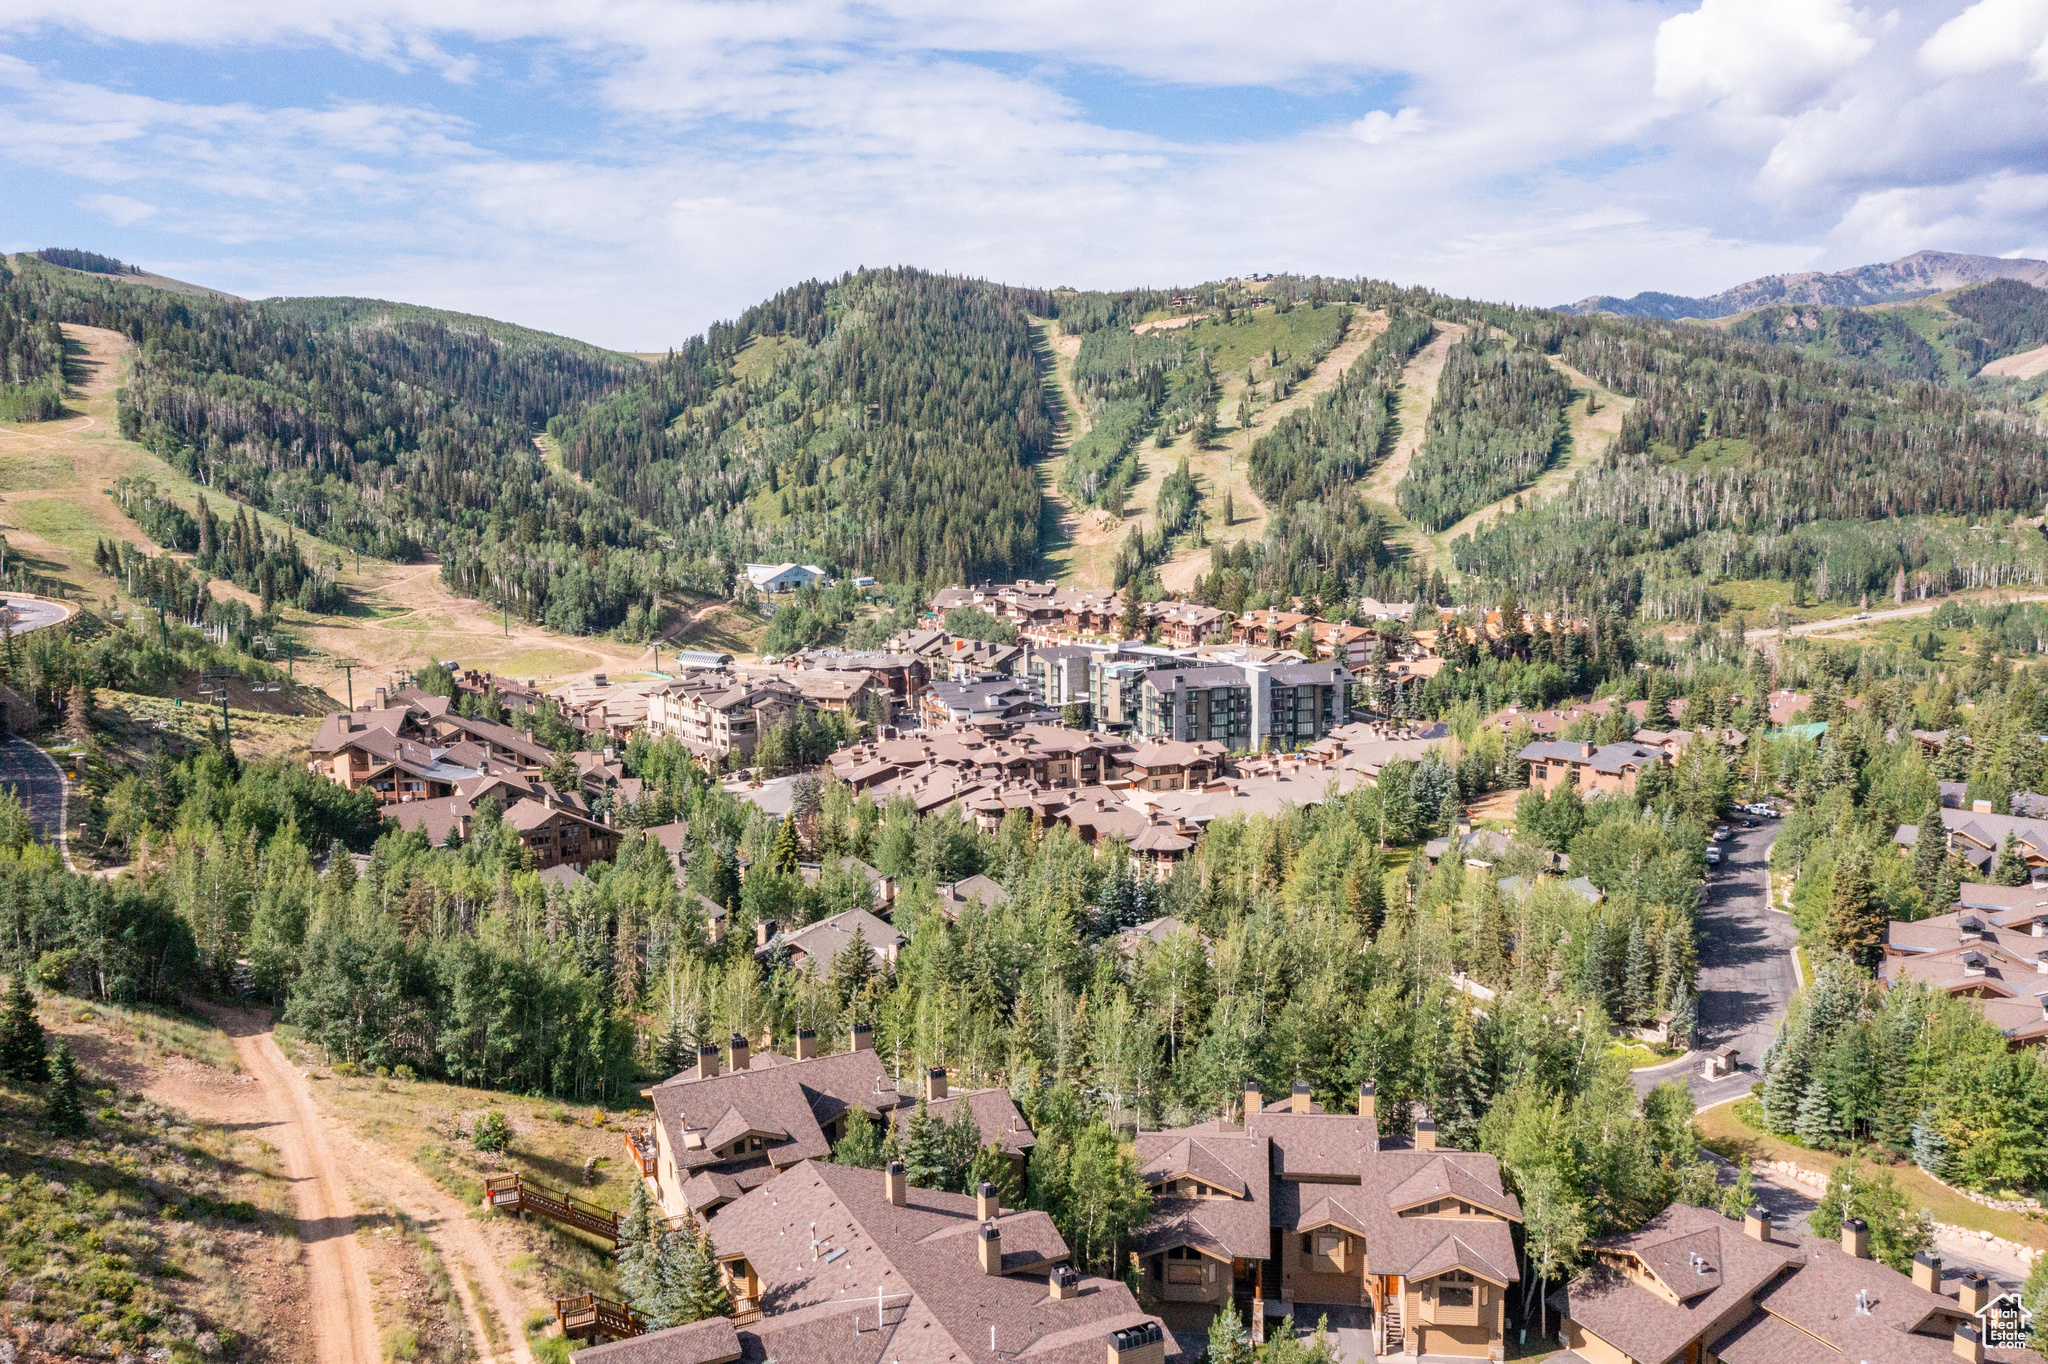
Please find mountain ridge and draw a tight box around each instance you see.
[1562,249,2048,320]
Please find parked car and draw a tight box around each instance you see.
[1713,825,1730,842]
[1705,848,1722,865]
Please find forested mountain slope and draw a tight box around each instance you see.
[550,268,1055,587]
[1719,280,2048,388]
[1446,301,2048,617]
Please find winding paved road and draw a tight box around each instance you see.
[1633,824,1796,1105]
[0,596,78,860]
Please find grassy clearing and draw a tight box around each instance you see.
[63,997,243,1073]
[1,998,303,1361]
[1695,1101,2048,1249]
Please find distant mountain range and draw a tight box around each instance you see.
[1561,250,2048,320]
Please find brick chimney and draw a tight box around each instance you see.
[1291,1080,1312,1114]
[884,1161,906,1207]
[978,1220,1002,1275]
[978,1181,1000,1221]
[1914,1250,1943,1292]
[1955,1323,1985,1364]
[925,1066,948,1102]
[851,1022,874,1052]
[756,919,777,949]
[794,1027,818,1060]
[1243,1080,1262,1117]
[1841,1216,1869,1259]
[695,1043,719,1081]
[729,1033,750,1072]
[1414,1117,1437,1151]
[1959,1272,1991,1316]
[1744,1206,1771,1242]
[1107,1322,1165,1364]
[1358,1081,1375,1120]
[1050,1265,1081,1301]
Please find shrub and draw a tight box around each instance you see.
[471,1110,510,1154]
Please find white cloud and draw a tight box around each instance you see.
[0,1,2042,345]
[1654,0,1875,116]
[1921,0,2048,79]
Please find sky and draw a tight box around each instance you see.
[3,0,2047,350]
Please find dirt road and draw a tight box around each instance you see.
[215,1011,381,1364]
[197,1009,539,1364]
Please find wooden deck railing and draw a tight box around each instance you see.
[483,1172,622,1246]
[622,1127,658,1178]
[554,1292,644,1342]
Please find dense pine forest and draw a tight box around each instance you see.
[1448,302,2048,613]
[550,268,1054,588]
[0,260,68,421]
[1396,336,1571,532]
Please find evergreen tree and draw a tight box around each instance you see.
[1827,847,1885,969]
[1931,850,1967,925]
[1645,671,1676,728]
[686,1213,734,1320]
[1346,848,1386,938]
[654,1012,693,1078]
[44,1041,84,1135]
[1910,1108,1949,1179]
[1809,1160,1932,1273]
[1119,591,1146,642]
[1206,1300,1256,1364]
[832,1104,890,1169]
[942,1103,983,1193]
[1621,918,1653,1026]
[0,976,47,1084]
[771,817,801,875]
[830,929,877,1010]
[901,1097,948,1189]
[1667,983,1697,1051]
[1794,1074,1838,1148]
[617,1179,662,1312]
[1993,831,2030,887]
[1911,796,1949,906]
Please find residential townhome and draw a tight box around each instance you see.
[1123,739,1227,791]
[757,906,905,973]
[1310,621,1376,667]
[1145,601,1233,648]
[627,1028,1035,1223]
[1896,803,2048,876]
[502,793,619,869]
[1132,1082,1521,1361]
[746,664,878,716]
[890,1065,1036,1186]
[653,677,808,761]
[1233,608,1311,646]
[1551,1202,2041,1364]
[308,716,478,803]
[1517,739,1669,798]
[921,678,1050,731]
[795,649,927,702]
[452,668,544,715]
[1882,881,2048,1045]
[580,1159,1172,1364]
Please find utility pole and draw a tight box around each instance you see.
[200,668,233,747]
[336,659,361,710]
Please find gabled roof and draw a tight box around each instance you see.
[1384,1154,1525,1220]
[705,1161,1178,1364]
[1131,1129,1271,1261]
[895,1087,1036,1155]
[772,908,902,968]
[650,1048,901,1182]
[1140,1136,1251,1198]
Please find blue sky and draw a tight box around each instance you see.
[3,0,2046,350]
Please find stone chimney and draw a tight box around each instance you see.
[1914,1250,1943,1293]
[884,1161,906,1207]
[1955,1323,1985,1364]
[978,1180,1001,1221]
[729,1033,750,1072]
[696,1043,719,1081]
[374,686,388,710]
[851,1022,874,1052]
[1049,1265,1081,1301]
[1414,1117,1437,1151]
[978,1220,1002,1275]
[1959,1272,1991,1316]
[794,1027,818,1060]
[925,1066,948,1102]
[1291,1080,1312,1114]
[1244,1080,1262,1118]
[1358,1081,1375,1120]
[756,919,777,949]
[1841,1217,1868,1259]
[1744,1206,1771,1242]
